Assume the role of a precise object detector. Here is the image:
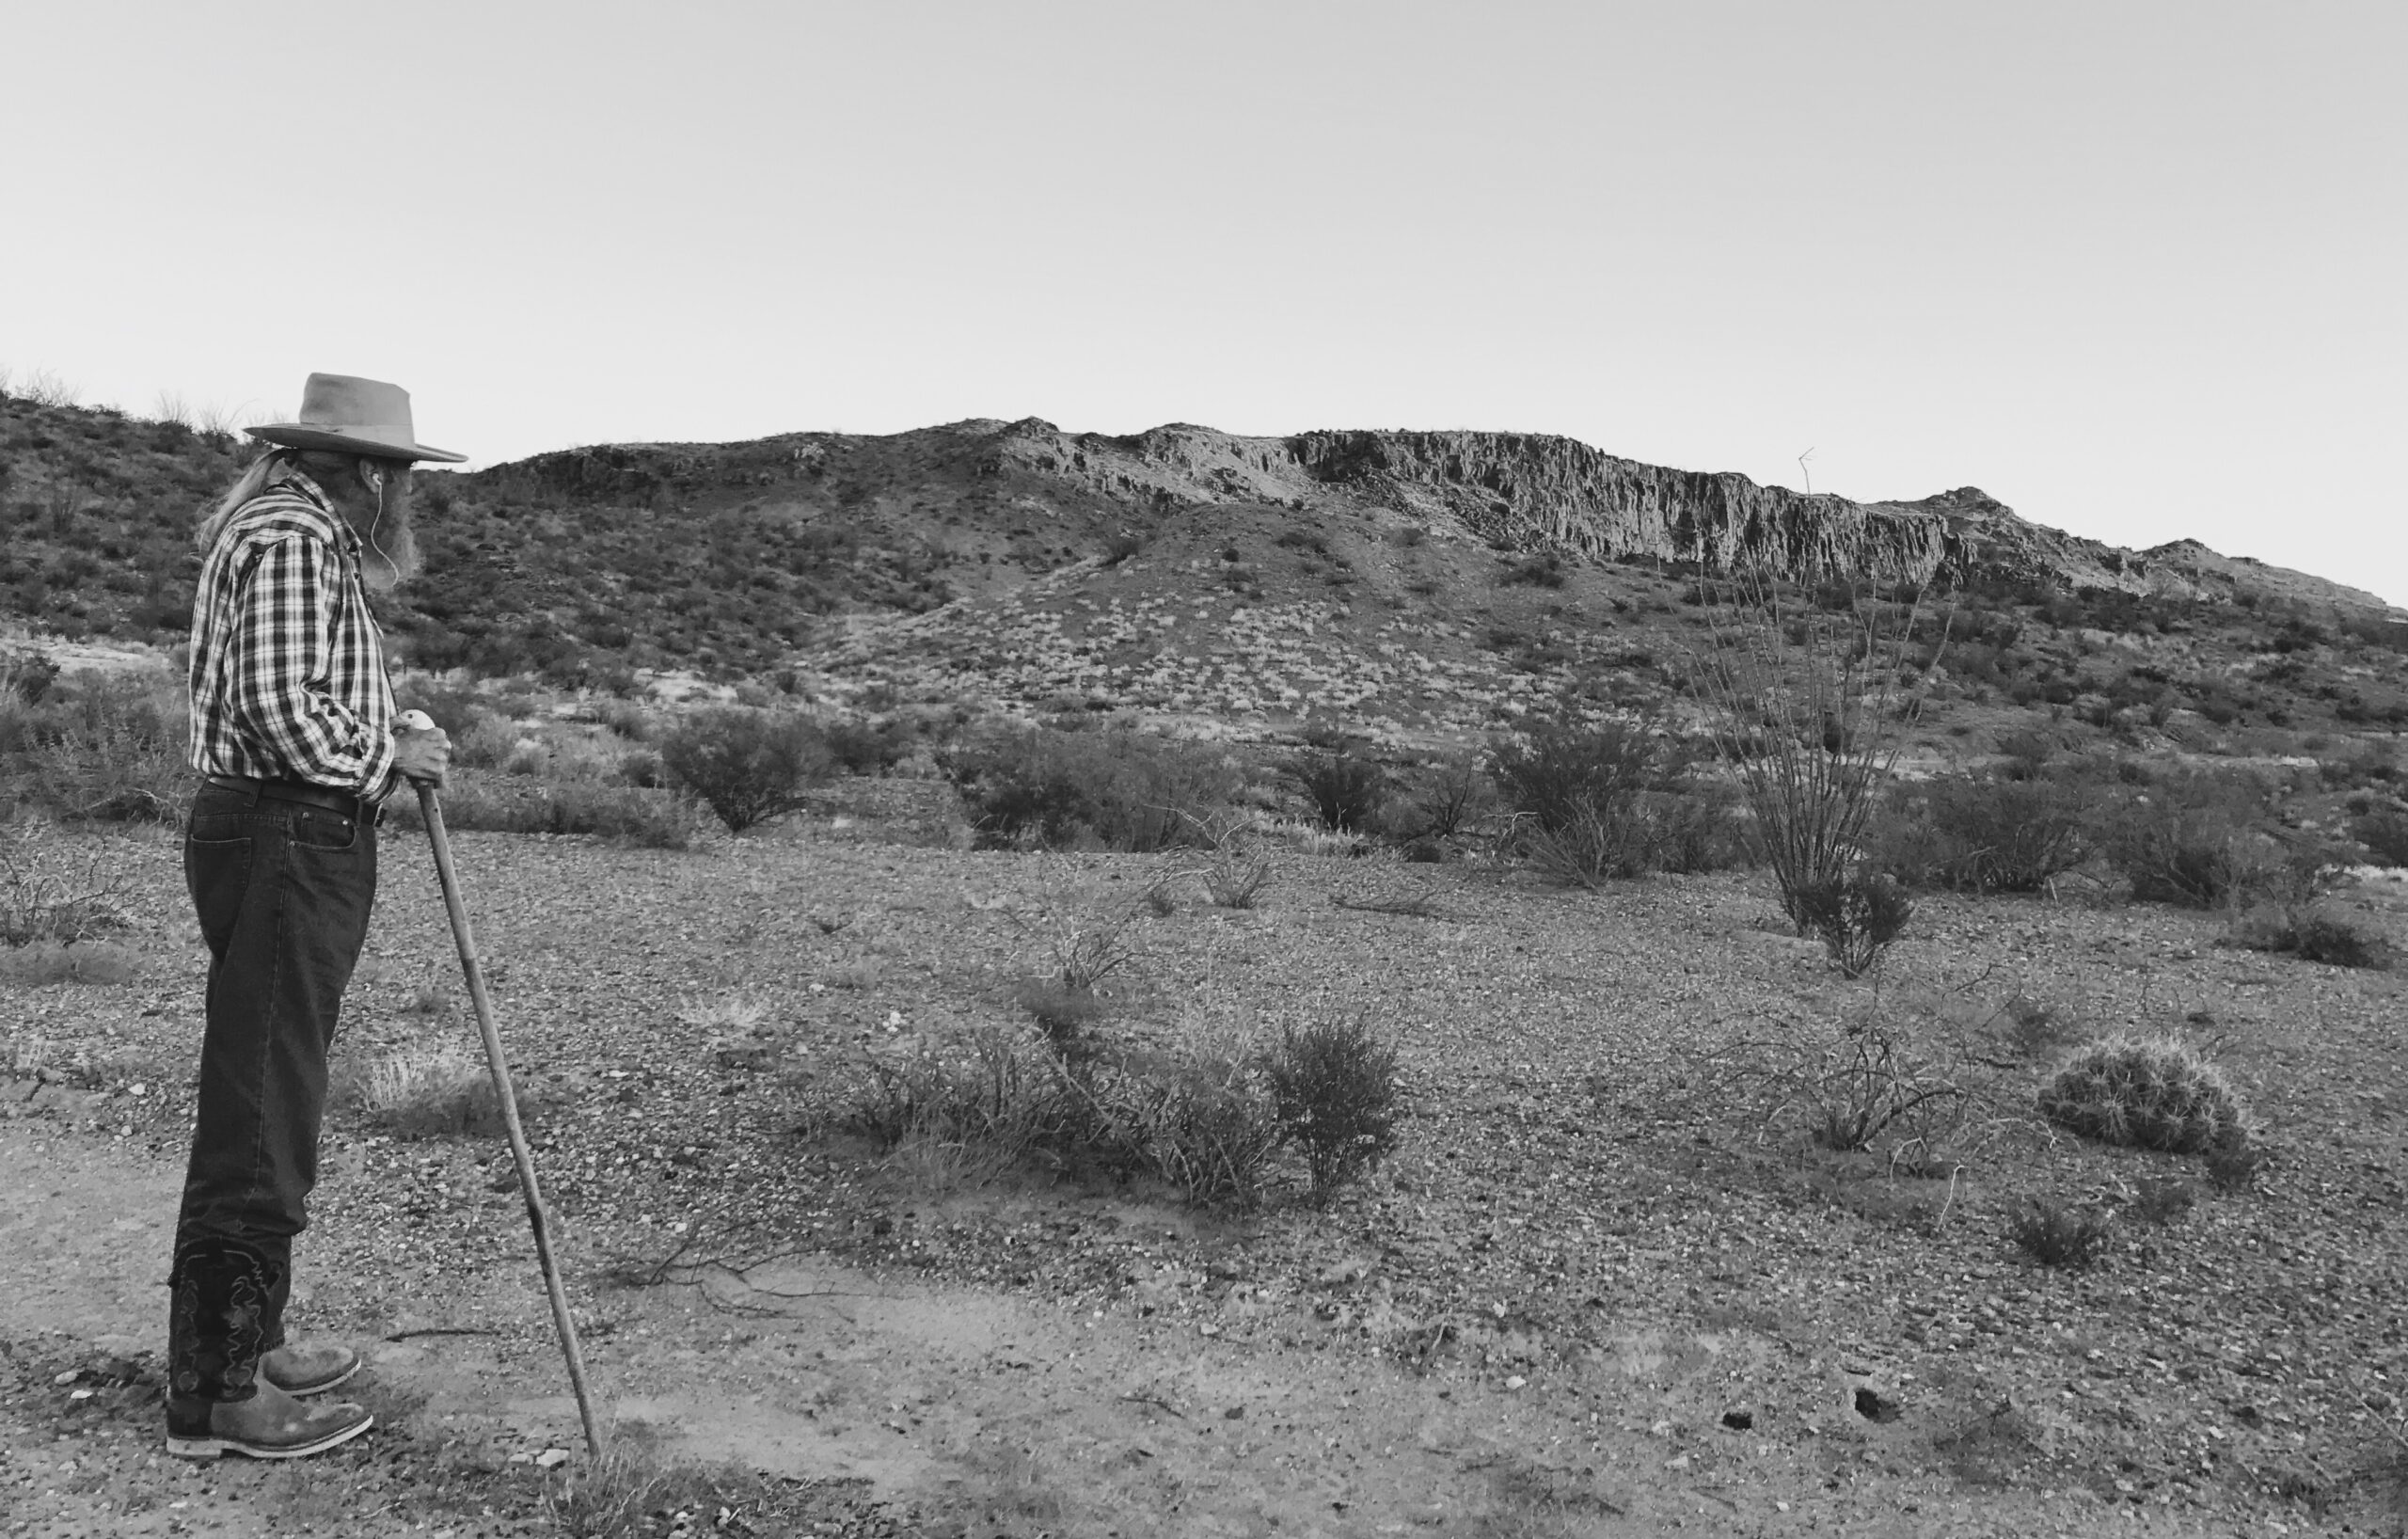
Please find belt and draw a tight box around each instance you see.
[203,774,374,820]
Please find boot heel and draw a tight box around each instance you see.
[166,1435,226,1459]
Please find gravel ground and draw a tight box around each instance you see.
[5,798,2407,1534]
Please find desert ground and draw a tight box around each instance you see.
[6,775,2406,1538]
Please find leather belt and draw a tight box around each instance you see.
[203,774,373,820]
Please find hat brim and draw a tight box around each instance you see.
[249,423,467,464]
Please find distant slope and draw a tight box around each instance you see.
[6,391,2406,748]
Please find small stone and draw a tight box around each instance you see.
[534,1448,571,1468]
[1504,1375,1527,1390]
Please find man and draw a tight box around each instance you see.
[169,373,456,1459]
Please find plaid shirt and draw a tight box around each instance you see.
[186,462,397,799]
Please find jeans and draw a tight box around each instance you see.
[168,782,377,1402]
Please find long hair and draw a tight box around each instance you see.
[195,448,294,552]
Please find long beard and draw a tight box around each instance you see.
[358,489,420,592]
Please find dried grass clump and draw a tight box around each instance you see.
[2222,903,2390,970]
[2037,1036,2252,1154]
[2006,1197,2116,1268]
[1790,872,1913,978]
[345,1039,524,1139]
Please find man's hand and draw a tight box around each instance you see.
[393,710,453,789]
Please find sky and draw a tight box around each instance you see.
[4,1,2402,603]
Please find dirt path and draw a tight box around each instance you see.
[1,1114,2238,1538]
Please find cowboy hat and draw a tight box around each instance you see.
[248,373,466,463]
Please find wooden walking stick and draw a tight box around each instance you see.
[398,710,604,1458]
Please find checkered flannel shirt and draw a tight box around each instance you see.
[186,461,398,799]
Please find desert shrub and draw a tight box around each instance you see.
[449,710,523,771]
[2124,1174,2196,1226]
[0,647,59,705]
[2,671,188,822]
[1198,849,1274,909]
[1262,1017,1402,1201]
[0,940,143,987]
[821,716,912,777]
[1286,741,1388,832]
[657,706,832,832]
[1884,774,2090,893]
[1110,1040,1285,1207]
[1011,977,1106,1058]
[1690,578,1927,931]
[2037,1037,2252,1154]
[848,1029,1078,1188]
[1488,717,1655,833]
[385,776,706,849]
[1770,1014,1972,1166]
[2006,1197,2116,1268]
[848,1024,1282,1205]
[2221,904,2389,969]
[2203,1126,2268,1193]
[1790,872,1913,977]
[2351,809,2408,867]
[0,822,134,945]
[2099,771,2305,908]
[1393,751,1489,840]
[941,725,1239,851]
[1488,717,1739,883]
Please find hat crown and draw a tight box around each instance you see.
[294,373,416,438]
[247,372,465,463]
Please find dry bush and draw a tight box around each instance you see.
[1198,849,1274,909]
[1880,774,2091,893]
[657,706,832,833]
[2006,1197,2116,1268]
[1286,738,1389,832]
[1108,1037,1285,1207]
[941,724,1241,851]
[382,774,707,849]
[2099,773,2311,909]
[1789,871,1914,977]
[1689,576,1934,929]
[0,940,144,987]
[1762,1014,1980,1171]
[850,1029,1077,1191]
[2222,903,2390,970]
[2,671,189,822]
[0,822,135,945]
[2037,1036,2253,1155]
[1263,1017,1402,1200]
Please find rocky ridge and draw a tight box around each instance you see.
[970,419,2389,609]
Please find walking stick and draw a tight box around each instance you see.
[398,710,605,1458]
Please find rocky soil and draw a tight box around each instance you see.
[5,805,2407,1536]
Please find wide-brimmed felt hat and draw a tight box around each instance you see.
[249,373,466,463]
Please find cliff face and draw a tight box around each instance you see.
[470,415,2389,612]
[955,420,2387,609]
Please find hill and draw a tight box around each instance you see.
[4,391,2406,750]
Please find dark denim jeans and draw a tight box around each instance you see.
[169,782,377,1401]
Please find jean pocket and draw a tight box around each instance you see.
[183,834,254,957]
[290,807,362,852]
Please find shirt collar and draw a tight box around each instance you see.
[261,460,362,553]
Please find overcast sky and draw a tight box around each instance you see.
[5,2,2401,603]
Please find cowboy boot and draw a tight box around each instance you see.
[166,1376,373,1460]
[165,1237,373,1458]
[261,1340,363,1396]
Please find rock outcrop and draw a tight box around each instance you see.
[965,420,2383,608]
